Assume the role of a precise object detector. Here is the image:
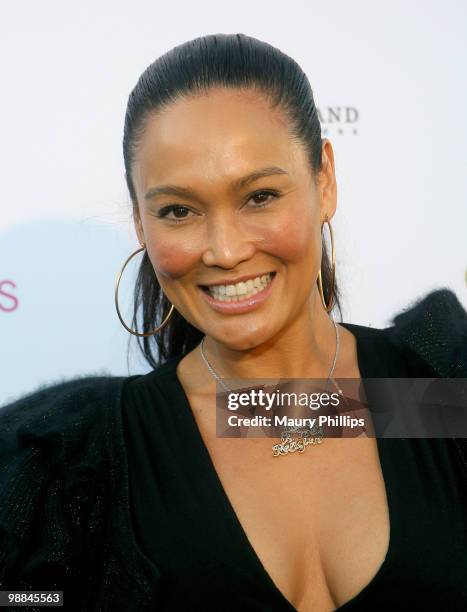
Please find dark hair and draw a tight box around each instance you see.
[123,33,341,369]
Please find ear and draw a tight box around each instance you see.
[317,139,337,224]
[133,207,145,247]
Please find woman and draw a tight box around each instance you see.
[1,34,466,612]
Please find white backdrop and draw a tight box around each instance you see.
[1,0,466,406]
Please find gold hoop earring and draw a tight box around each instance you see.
[317,218,336,313]
[114,243,175,337]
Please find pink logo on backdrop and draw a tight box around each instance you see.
[0,280,19,312]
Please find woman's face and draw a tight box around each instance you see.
[131,87,336,350]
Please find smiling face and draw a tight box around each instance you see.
[131,87,337,351]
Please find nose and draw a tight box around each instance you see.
[201,212,256,269]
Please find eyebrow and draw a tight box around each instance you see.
[144,166,289,202]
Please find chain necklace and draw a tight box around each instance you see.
[199,320,340,457]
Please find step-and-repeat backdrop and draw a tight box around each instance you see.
[1,1,466,406]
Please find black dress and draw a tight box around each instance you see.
[121,322,467,611]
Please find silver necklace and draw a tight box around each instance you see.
[199,320,340,456]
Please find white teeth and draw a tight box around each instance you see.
[206,273,274,301]
[236,282,247,295]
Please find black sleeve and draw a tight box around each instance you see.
[387,288,467,377]
[0,376,116,611]
[386,288,467,479]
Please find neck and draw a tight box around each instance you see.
[199,293,338,382]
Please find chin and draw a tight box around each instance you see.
[210,327,272,353]
[222,339,260,352]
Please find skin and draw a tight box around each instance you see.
[131,86,358,383]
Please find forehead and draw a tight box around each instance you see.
[133,87,309,190]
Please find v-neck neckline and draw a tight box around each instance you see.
[149,324,399,611]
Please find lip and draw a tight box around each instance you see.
[199,272,277,314]
[199,271,275,288]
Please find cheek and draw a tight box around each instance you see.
[257,210,321,263]
[146,237,199,279]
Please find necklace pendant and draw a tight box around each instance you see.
[272,426,324,457]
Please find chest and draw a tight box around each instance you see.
[189,394,390,611]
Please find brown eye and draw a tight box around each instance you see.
[157,205,192,221]
[248,189,281,208]
[252,193,270,205]
[172,206,189,218]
